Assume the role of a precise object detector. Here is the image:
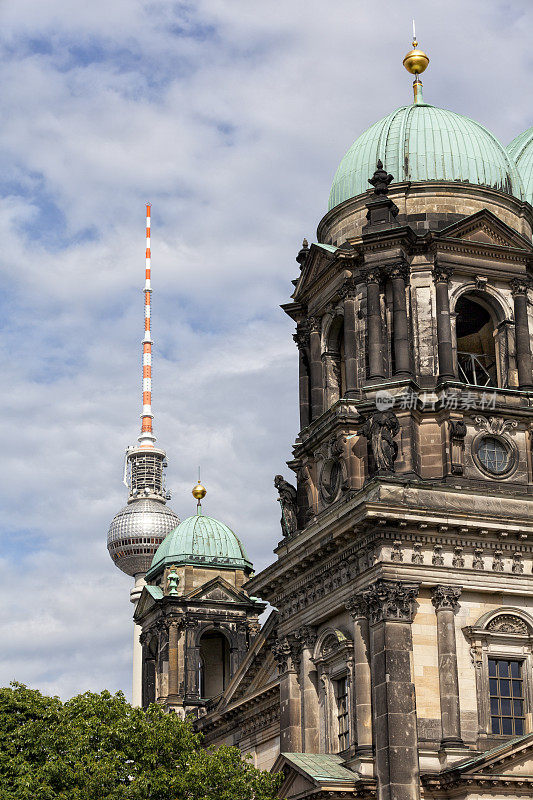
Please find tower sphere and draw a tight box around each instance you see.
[507,126,533,207]
[328,106,524,212]
[107,498,180,576]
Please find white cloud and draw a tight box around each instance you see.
[0,0,531,698]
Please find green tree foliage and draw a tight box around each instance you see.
[0,683,282,800]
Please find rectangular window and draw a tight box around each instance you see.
[489,658,525,736]
[335,677,350,751]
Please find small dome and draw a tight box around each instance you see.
[507,126,533,206]
[146,513,253,579]
[328,104,524,211]
[107,499,180,576]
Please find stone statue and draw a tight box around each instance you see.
[361,410,400,473]
[274,475,298,537]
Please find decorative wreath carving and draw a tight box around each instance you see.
[486,614,528,635]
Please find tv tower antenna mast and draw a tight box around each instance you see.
[107,204,179,706]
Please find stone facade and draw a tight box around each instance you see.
[137,169,533,798]
[196,171,533,799]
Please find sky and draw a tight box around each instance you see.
[0,0,531,700]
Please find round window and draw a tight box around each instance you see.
[476,436,513,476]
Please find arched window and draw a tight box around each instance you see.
[455,296,497,387]
[199,631,230,699]
[313,628,353,754]
[323,317,346,408]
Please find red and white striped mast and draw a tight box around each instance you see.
[122,204,169,501]
[139,203,155,449]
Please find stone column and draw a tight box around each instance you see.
[363,579,420,800]
[366,269,385,380]
[346,596,372,754]
[390,263,412,378]
[511,279,533,390]
[430,586,463,748]
[296,626,319,752]
[342,279,359,397]
[130,573,146,707]
[294,324,311,429]
[309,318,324,420]
[273,637,302,751]
[168,620,180,698]
[433,264,455,382]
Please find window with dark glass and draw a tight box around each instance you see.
[335,677,349,751]
[489,658,525,735]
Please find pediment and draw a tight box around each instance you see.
[293,243,338,300]
[184,576,250,604]
[134,585,162,619]
[425,733,533,790]
[438,210,531,251]
[272,753,359,799]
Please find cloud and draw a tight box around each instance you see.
[1,0,532,698]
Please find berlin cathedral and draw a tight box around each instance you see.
[107,36,533,800]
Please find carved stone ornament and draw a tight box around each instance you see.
[368,160,393,194]
[296,238,309,268]
[512,553,524,574]
[274,475,298,537]
[361,409,400,473]
[295,625,318,649]
[293,323,310,350]
[510,277,531,297]
[345,595,368,619]
[432,263,454,284]
[166,565,180,596]
[271,637,292,673]
[308,316,321,334]
[432,544,444,566]
[412,543,423,565]
[486,614,529,635]
[388,260,410,283]
[362,266,383,285]
[452,546,465,568]
[473,416,518,436]
[431,585,462,612]
[449,420,467,440]
[473,548,485,570]
[339,277,358,301]
[391,540,403,562]
[362,579,419,625]
[492,550,504,572]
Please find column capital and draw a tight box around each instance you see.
[308,316,321,334]
[339,277,358,300]
[362,266,383,285]
[433,263,454,284]
[294,624,318,649]
[431,585,462,612]
[511,277,531,297]
[388,260,410,283]
[346,594,368,619]
[293,322,310,349]
[362,578,419,624]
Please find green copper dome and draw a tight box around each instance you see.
[328,103,524,211]
[507,126,533,206]
[146,513,253,578]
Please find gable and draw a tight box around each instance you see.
[438,210,531,251]
[184,576,250,604]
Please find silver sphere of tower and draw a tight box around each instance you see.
[107,497,180,576]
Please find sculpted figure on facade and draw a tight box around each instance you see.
[274,475,298,537]
[361,409,400,473]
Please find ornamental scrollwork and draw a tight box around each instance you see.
[486,614,528,635]
[473,416,518,436]
[271,637,292,673]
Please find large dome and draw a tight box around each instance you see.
[328,103,524,211]
[507,126,533,207]
[146,513,253,579]
[107,498,180,577]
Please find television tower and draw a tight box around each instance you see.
[107,204,179,706]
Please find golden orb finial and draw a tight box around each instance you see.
[192,480,207,501]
